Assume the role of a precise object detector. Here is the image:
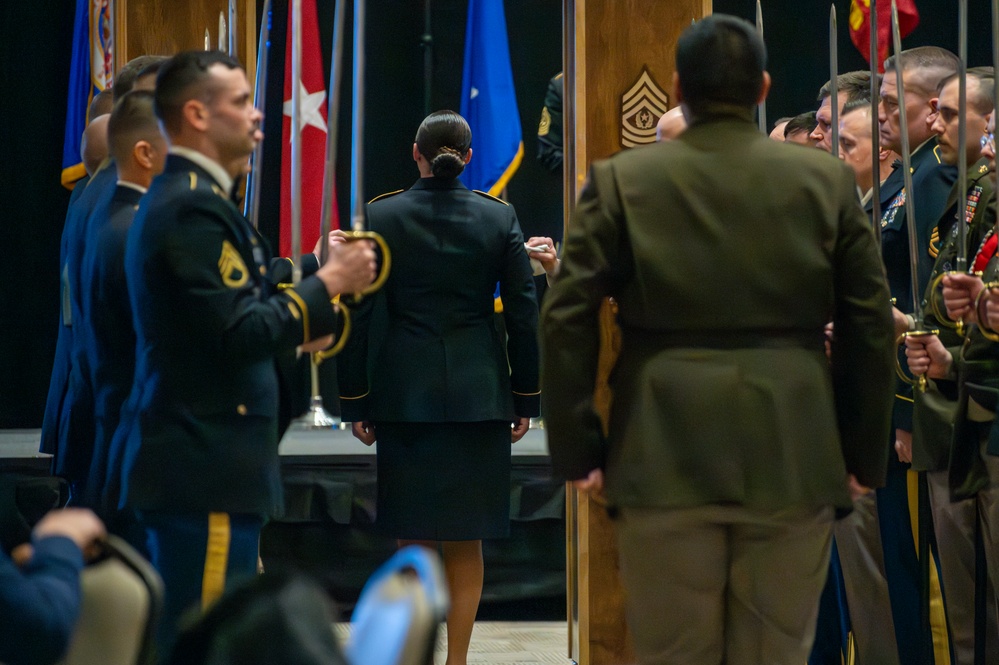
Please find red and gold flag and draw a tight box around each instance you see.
[849,0,919,73]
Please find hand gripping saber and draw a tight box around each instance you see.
[891,0,937,393]
[314,0,391,362]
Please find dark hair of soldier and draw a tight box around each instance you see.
[415,110,472,180]
[884,46,960,98]
[112,55,167,101]
[153,50,243,136]
[841,97,874,119]
[936,68,995,116]
[817,71,873,104]
[108,90,160,165]
[784,111,817,139]
[87,88,114,124]
[674,14,765,116]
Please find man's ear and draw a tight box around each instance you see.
[756,71,772,106]
[672,71,683,105]
[183,99,209,132]
[926,96,940,127]
[133,140,154,169]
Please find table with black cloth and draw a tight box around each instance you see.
[0,430,63,553]
[264,426,566,611]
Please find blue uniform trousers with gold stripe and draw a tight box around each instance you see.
[140,510,262,660]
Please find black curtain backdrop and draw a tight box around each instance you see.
[0,0,990,427]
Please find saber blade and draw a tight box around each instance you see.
[955,0,968,271]
[350,0,367,232]
[891,0,920,319]
[829,4,839,156]
[756,0,766,133]
[318,0,347,264]
[871,0,882,245]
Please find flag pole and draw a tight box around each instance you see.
[422,0,433,116]
[301,0,349,429]
[244,0,271,225]
[290,0,303,286]
[228,0,238,60]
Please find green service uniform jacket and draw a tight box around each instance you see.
[912,162,995,471]
[337,176,540,424]
[115,155,336,517]
[542,112,895,512]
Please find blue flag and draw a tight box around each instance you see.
[459,0,523,196]
[61,0,113,189]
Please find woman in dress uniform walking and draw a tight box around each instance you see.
[337,110,540,665]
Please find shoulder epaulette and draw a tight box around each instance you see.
[472,190,510,206]
[368,189,404,204]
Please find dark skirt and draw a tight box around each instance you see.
[374,421,511,541]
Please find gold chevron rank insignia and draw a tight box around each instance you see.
[218,240,249,288]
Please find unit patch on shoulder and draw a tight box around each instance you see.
[368,189,404,204]
[472,190,510,205]
[218,240,249,288]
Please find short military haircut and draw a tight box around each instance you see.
[784,111,817,139]
[841,97,873,117]
[675,14,766,115]
[87,88,114,123]
[113,55,168,101]
[936,70,995,117]
[884,46,960,98]
[817,71,874,104]
[154,50,243,136]
[108,90,161,164]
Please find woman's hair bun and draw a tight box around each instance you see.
[431,147,465,179]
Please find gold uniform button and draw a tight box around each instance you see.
[236,404,248,416]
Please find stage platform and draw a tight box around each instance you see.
[269,424,565,611]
